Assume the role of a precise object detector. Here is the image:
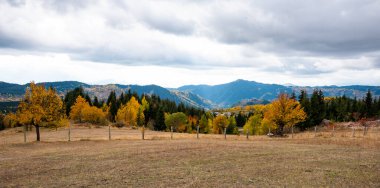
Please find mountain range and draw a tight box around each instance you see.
[1,79,379,109]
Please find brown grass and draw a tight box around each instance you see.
[0,126,379,187]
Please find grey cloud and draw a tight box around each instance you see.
[42,0,92,14]
[1,0,380,73]
[207,0,380,57]
[140,15,195,35]
[6,0,25,7]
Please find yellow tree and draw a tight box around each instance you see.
[264,94,307,136]
[3,113,17,128]
[70,96,107,125]
[212,115,229,134]
[137,96,149,127]
[16,82,65,141]
[70,96,88,123]
[115,96,140,127]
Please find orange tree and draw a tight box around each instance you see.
[264,94,307,136]
[16,82,65,141]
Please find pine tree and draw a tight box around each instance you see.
[235,112,246,127]
[106,91,118,122]
[297,90,311,130]
[364,90,373,117]
[155,107,166,131]
[85,94,92,106]
[93,96,100,108]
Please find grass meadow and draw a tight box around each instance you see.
[0,125,379,187]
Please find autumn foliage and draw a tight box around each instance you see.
[15,82,65,141]
[264,94,307,135]
[242,94,306,136]
[212,115,228,134]
[115,96,141,127]
[70,96,107,125]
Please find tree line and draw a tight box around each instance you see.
[0,82,379,139]
[0,82,237,140]
[297,89,380,130]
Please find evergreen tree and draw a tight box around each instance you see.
[364,90,373,117]
[85,94,92,106]
[64,87,86,116]
[309,89,325,126]
[297,90,311,130]
[235,112,246,127]
[154,107,166,131]
[106,91,118,122]
[93,96,100,108]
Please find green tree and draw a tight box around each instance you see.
[243,105,266,135]
[235,112,246,127]
[298,90,311,130]
[199,114,209,133]
[309,90,325,126]
[154,107,166,131]
[165,112,188,132]
[227,116,239,134]
[106,91,118,122]
[93,96,100,108]
[364,90,373,117]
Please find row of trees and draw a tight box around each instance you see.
[1,82,378,139]
[297,89,380,130]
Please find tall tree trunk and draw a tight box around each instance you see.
[35,125,40,141]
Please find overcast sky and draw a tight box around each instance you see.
[0,0,380,87]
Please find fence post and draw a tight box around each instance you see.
[332,125,335,137]
[109,124,111,140]
[142,125,145,140]
[224,128,227,140]
[246,130,249,140]
[314,126,317,138]
[68,123,71,142]
[197,125,199,139]
[23,124,27,143]
[171,126,173,140]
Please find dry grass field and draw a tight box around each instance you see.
[0,125,379,187]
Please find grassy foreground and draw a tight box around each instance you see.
[0,129,379,187]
